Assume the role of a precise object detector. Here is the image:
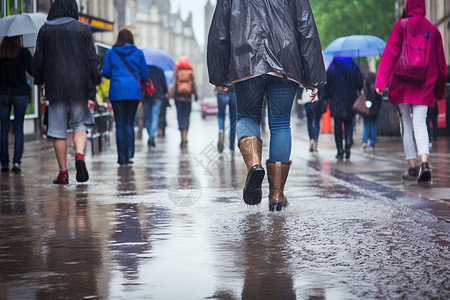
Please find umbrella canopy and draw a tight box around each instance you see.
[0,13,47,38]
[141,48,175,84]
[324,35,386,58]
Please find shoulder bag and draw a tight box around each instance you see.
[116,52,156,97]
[352,79,370,116]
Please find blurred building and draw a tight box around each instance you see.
[425,0,450,64]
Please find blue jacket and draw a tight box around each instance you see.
[102,44,148,101]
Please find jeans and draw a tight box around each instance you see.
[217,92,237,150]
[175,100,192,131]
[398,103,429,160]
[234,75,298,162]
[111,100,139,164]
[305,104,321,141]
[143,97,162,139]
[362,117,377,147]
[0,94,29,167]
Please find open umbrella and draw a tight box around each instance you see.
[324,35,386,58]
[0,13,47,38]
[141,48,176,84]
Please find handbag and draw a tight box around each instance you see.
[116,52,156,97]
[352,80,369,116]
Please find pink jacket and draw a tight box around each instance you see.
[375,0,447,106]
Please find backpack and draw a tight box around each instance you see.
[394,18,431,84]
[176,69,193,95]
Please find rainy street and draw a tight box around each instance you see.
[1,106,449,299]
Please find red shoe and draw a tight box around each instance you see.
[75,153,89,182]
[53,171,69,184]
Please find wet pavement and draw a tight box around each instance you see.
[1,106,449,299]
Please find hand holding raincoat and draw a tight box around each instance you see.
[206,0,326,89]
[375,0,447,106]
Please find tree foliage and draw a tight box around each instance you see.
[310,0,397,49]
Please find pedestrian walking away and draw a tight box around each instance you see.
[0,36,33,173]
[169,56,198,148]
[375,0,447,183]
[323,56,363,160]
[303,87,327,152]
[32,0,100,184]
[207,0,326,211]
[143,65,168,148]
[361,71,382,151]
[216,84,236,153]
[101,28,148,165]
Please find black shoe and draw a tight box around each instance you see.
[417,162,431,183]
[148,138,156,147]
[402,166,420,180]
[243,165,265,205]
[11,163,21,173]
[1,167,9,173]
[345,149,351,159]
[335,151,344,160]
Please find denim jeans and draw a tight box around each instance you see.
[111,100,139,164]
[305,104,321,141]
[143,97,162,139]
[175,100,192,131]
[234,75,298,162]
[362,117,377,147]
[0,94,29,167]
[217,92,237,150]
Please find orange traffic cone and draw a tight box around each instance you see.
[321,105,332,133]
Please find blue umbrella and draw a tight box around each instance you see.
[324,35,386,57]
[141,48,175,84]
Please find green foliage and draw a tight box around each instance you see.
[310,0,397,48]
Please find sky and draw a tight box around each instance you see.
[170,0,216,47]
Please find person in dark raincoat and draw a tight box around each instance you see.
[375,0,447,183]
[324,57,363,160]
[361,72,382,152]
[32,0,100,184]
[207,0,326,211]
[101,28,148,165]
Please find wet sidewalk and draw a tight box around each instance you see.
[1,107,449,299]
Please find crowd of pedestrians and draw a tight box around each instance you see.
[0,0,448,210]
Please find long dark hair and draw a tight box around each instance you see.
[0,36,22,59]
[114,28,134,47]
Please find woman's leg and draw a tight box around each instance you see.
[0,95,13,168]
[313,116,321,141]
[398,103,417,163]
[362,117,369,144]
[369,118,378,148]
[111,101,128,164]
[143,100,152,139]
[150,98,162,138]
[411,104,429,160]
[12,96,29,166]
[217,93,227,132]
[125,100,139,160]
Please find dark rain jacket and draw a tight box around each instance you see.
[324,57,363,119]
[206,0,326,89]
[32,0,100,104]
[144,65,168,101]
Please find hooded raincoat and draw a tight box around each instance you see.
[206,0,326,89]
[32,0,100,104]
[375,0,447,107]
[101,45,148,101]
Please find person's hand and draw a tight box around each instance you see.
[216,85,229,94]
[309,88,318,102]
[375,88,383,96]
[87,100,96,110]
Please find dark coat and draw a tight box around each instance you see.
[0,48,32,96]
[32,0,100,104]
[363,78,382,119]
[144,65,168,100]
[206,0,326,89]
[324,57,363,119]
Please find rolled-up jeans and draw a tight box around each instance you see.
[234,75,298,162]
